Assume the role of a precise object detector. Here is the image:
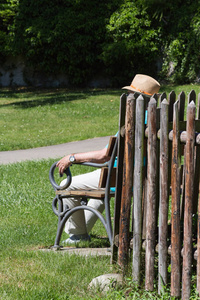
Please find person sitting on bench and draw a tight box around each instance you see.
[56,74,160,245]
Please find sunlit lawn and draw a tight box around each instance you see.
[0,88,121,151]
[1,85,200,299]
[1,84,200,151]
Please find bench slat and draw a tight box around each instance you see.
[98,167,116,188]
[56,188,115,199]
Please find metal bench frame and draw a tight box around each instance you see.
[49,137,118,248]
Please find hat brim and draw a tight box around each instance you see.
[122,86,138,93]
[122,86,152,97]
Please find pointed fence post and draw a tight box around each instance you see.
[178,91,185,121]
[197,170,200,295]
[145,98,157,291]
[193,91,200,215]
[118,93,135,272]
[197,94,200,296]
[171,100,181,298]
[188,89,196,105]
[111,93,126,263]
[178,91,186,220]
[168,91,176,122]
[182,101,196,300]
[158,98,169,293]
[132,94,145,284]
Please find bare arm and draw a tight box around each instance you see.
[56,147,109,175]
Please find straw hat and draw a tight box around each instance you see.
[122,74,160,96]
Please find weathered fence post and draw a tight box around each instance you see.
[178,91,186,121]
[112,90,200,297]
[111,93,126,263]
[118,93,135,272]
[158,98,169,293]
[193,92,200,215]
[168,91,176,123]
[145,97,157,291]
[188,89,196,105]
[197,94,200,296]
[197,175,200,295]
[178,91,186,220]
[171,100,181,298]
[182,101,196,300]
[132,94,145,283]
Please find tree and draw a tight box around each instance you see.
[10,0,121,86]
[101,0,162,85]
[0,0,18,59]
[1,0,200,86]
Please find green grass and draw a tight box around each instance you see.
[0,159,180,299]
[160,83,200,96]
[1,156,199,299]
[0,88,121,151]
[1,84,200,151]
[0,160,113,299]
[1,159,172,300]
[1,85,200,299]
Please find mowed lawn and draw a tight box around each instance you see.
[1,86,200,299]
[0,88,121,151]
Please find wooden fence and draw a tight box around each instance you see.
[112,90,200,299]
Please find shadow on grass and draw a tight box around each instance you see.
[88,234,110,248]
[0,87,121,109]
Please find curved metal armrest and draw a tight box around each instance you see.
[49,161,109,191]
[79,161,109,168]
[49,161,72,191]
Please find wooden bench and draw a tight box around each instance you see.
[49,94,127,249]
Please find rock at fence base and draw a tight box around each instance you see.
[88,273,123,292]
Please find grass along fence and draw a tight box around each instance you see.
[1,87,200,299]
[112,90,200,299]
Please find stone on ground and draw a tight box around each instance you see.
[88,273,123,292]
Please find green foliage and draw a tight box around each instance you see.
[103,0,200,85]
[161,33,200,84]
[101,0,162,86]
[154,0,200,83]
[0,0,18,58]
[8,0,121,86]
[1,0,200,85]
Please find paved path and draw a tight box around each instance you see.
[0,136,111,165]
[42,247,111,256]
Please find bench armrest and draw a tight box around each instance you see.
[79,161,109,168]
[49,136,117,191]
[49,161,72,191]
[49,161,109,191]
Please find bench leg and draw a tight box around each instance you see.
[51,195,65,249]
[54,205,113,246]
